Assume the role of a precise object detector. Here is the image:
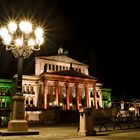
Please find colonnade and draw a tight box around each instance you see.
[43,80,97,110]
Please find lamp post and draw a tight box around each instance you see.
[0,20,44,131]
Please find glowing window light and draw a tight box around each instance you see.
[15,38,23,46]
[3,34,12,45]
[0,27,9,38]
[28,38,35,46]
[8,21,17,33]
[19,21,32,34]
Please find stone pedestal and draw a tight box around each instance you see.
[78,107,96,136]
[8,95,28,131]
[8,120,28,131]
[1,95,39,136]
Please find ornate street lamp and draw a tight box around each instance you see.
[0,20,44,131]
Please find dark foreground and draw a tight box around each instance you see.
[0,124,140,140]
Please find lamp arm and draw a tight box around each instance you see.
[5,44,16,50]
[32,45,40,51]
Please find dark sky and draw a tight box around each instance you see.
[0,0,139,99]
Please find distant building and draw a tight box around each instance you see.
[0,79,13,126]
[101,88,112,108]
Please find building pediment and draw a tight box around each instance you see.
[36,55,88,66]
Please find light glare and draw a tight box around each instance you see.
[0,27,9,38]
[8,21,17,33]
[28,38,35,46]
[35,27,43,38]
[19,21,32,34]
[15,38,23,46]
[36,37,44,46]
[3,34,12,45]
[0,20,44,58]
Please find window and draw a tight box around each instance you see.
[30,97,34,106]
[30,86,34,94]
[63,66,65,70]
[44,64,47,72]
[90,91,94,97]
[60,66,62,71]
[26,99,29,105]
[56,65,58,71]
[26,86,29,94]
[72,88,76,97]
[49,64,51,70]
[52,65,55,71]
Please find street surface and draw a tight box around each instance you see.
[0,125,140,140]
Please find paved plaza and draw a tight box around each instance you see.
[0,125,140,140]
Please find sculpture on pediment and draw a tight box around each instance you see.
[58,47,63,55]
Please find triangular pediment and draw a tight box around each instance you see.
[36,55,88,66]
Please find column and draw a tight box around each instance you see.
[34,84,38,107]
[93,82,98,109]
[55,80,59,106]
[85,84,89,107]
[47,64,49,72]
[65,82,70,110]
[99,92,103,108]
[75,83,80,110]
[44,80,48,109]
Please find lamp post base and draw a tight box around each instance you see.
[8,120,28,131]
[0,94,40,136]
[8,95,28,131]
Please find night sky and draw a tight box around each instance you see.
[0,0,139,99]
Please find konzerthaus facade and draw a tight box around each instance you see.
[0,48,112,123]
[22,48,99,111]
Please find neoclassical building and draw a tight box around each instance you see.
[0,48,112,123]
[21,48,112,111]
[21,48,100,112]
